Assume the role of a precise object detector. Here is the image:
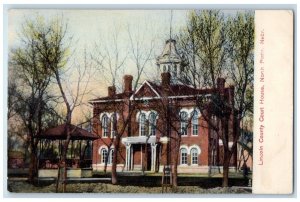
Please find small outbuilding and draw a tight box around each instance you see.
[36,123,99,178]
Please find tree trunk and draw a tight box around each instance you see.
[172,136,181,188]
[222,152,230,187]
[111,135,120,185]
[28,151,37,183]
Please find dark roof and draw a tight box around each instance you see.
[89,92,132,102]
[36,124,99,140]
[89,81,217,103]
[147,81,214,97]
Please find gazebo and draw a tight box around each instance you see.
[36,123,99,178]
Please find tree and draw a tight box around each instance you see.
[177,10,254,187]
[91,20,156,185]
[9,15,64,183]
[10,14,93,192]
[227,11,254,157]
[92,25,127,89]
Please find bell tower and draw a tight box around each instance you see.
[156,39,183,84]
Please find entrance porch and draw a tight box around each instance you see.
[122,136,159,172]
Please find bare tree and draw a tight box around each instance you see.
[90,20,157,184]
[92,24,127,90]
[51,56,93,192]
[127,23,155,90]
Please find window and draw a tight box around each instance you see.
[108,149,114,165]
[163,65,166,72]
[180,111,188,136]
[111,113,117,138]
[149,112,156,136]
[191,148,198,165]
[192,110,199,136]
[139,113,146,136]
[180,148,188,164]
[101,148,108,164]
[102,114,109,137]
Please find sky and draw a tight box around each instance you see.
[8,9,190,123]
[7,9,243,124]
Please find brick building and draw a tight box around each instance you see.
[90,39,237,174]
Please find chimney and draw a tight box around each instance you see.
[124,75,133,93]
[161,72,171,89]
[217,78,225,94]
[108,86,116,97]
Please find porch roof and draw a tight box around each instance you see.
[121,136,157,144]
[36,124,99,140]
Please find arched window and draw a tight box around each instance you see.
[180,148,188,165]
[167,65,170,72]
[190,148,198,165]
[108,149,114,165]
[101,148,108,164]
[111,113,117,138]
[102,114,109,137]
[148,112,156,136]
[180,111,188,136]
[139,113,146,136]
[192,110,199,136]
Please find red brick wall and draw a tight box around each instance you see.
[92,88,237,170]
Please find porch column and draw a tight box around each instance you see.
[125,143,132,171]
[131,144,133,170]
[151,143,157,172]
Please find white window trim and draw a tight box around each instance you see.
[99,146,114,165]
[191,110,199,136]
[110,114,117,138]
[180,111,188,136]
[108,149,114,165]
[101,114,109,138]
[100,148,108,164]
[180,148,188,165]
[148,112,157,136]
[139,112,146,136]
[136,110,159,137]
[190,148,199,165]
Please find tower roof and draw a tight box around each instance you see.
[157,39,181,64]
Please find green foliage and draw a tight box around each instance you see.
[178,10,227,87]
[9,14,70,137]
[178,10,254,119]
[227,11,254,117]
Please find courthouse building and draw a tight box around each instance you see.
[90,39,237,173]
